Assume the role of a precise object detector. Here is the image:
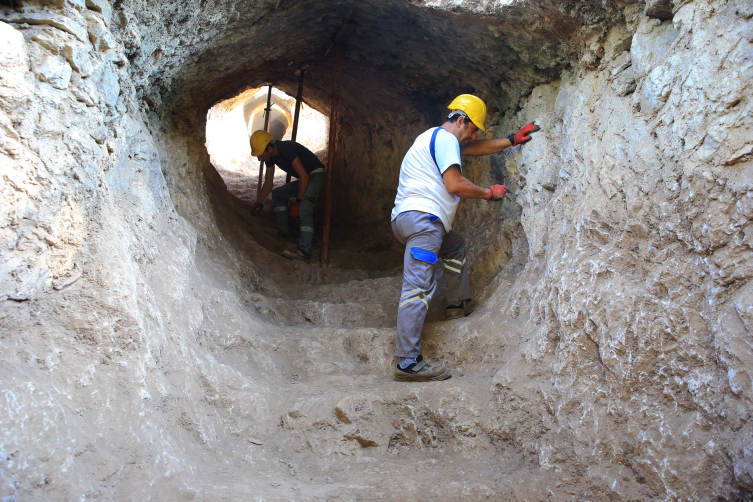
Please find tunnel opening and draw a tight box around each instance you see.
[141,0,622,357]
[201,80,518,320]
[150,0,578,285]
[183,0,549,293]
[205,86,329,205]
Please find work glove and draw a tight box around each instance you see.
[509,122,538,146]
[249,201,262,216]
[486,184,507,202]
[290,198,301,219]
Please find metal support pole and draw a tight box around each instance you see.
[321,45,341,267]
[257,85,273,194]
[287,67,305,184]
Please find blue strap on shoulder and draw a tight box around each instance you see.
[429,127,442,176]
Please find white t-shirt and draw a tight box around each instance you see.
[391,127,462,232]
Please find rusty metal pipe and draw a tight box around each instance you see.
[321,45,341,267]
[257,85,273,194]
[287,68,305,184]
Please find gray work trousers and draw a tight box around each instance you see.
[271,171,326,255]
[391,210,471,358]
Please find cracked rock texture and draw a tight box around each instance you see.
[1,0,751,500]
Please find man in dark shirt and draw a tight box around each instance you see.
[249,130,327,263]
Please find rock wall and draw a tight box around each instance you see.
[0,0,751,500]
[0,7,244,497]
[486,2,753,497]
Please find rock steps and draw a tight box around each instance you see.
[222,200,526,494]
[244,370,507,483]
[243,256,449,328]
[218,315,514,475]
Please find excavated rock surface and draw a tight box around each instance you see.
[1,0,752,500]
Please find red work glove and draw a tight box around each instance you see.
[486,185,507,202]
[248,201,262,216]
[511,122,537,146]
[289,198,301,219]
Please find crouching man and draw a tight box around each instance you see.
[249,130,326,263]
[391,94,537,381]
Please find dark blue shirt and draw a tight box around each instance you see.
[269,141,325,178]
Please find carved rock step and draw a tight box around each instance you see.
[248,274,448,328]
[264,297,397,328]
[270,372,505,463]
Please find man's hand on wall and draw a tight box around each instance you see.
[485,185,507,202]
[510,122,538,146]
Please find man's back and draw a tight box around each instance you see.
[392,127,462,232]
[272,141,325,177]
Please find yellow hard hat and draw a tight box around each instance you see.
[447,94,487,132]
[250,130,273,156]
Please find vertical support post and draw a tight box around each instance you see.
[258,85,273,194]
[321,45,341,267]
[287,67,306,184]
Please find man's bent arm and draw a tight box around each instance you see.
[255,162,277,203]
[460,137,512,157]
[292,157,309,200]
[442,166,491,199]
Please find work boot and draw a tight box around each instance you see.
[395,355,451,382]
[445,299,475,320]
[282,249,310,263]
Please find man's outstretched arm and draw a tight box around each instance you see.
[460,137,512,156]
[461,122,539,156]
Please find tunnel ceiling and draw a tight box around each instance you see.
[122,0,632,122]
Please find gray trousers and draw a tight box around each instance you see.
[271,172,326,255]
[391,210,471,358]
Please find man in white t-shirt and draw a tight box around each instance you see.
[391,94,538,381]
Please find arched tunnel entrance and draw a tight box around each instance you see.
[182,1,542,303]
[205,86,329,205]
[2,0,751,499]
[197,12,528,326]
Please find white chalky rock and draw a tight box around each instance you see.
[0,22,26,68]
[86,0,113,24]
[87,16,117,51]
[99,65,120,106]
[61,42,94,77]
[35,55,72,89]
[630,20,679,77]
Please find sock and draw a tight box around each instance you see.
[398,357,417,369]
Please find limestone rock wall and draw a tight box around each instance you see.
[483,2,753,497]
[0,7,249,498]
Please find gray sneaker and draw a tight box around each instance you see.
[282,249,310,263]
[445,299,474,320]
[395,355,451,382]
